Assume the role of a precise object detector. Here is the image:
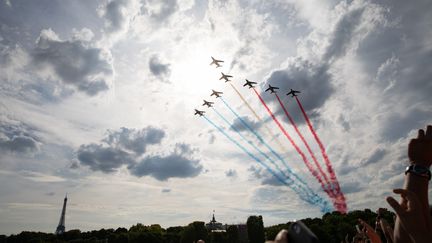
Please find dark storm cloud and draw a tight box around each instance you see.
[0,122,40,153]
[341,180,364,194]
[263,3,382,124]
[31,29,113,96]
[263,59,333,124]
[380,109,430,142]
[77,144,134,173]
[230,116,261,132]
[77,127,165,173]
[140,0,179,22]
[248,166,284,186]
[0,136,39,153]
[225,169,237,178]
[70,160,79,169]
[129,143,202,181]
[261,175,283,187]
[103,127,165,155]
[322,7,365,61]
[77,128,202,180]
[149,55,171,77]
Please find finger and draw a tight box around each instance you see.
[418,129,425,139]
[386,226,394,242]
[393,189,409,202]
[358,219,374,231]
[393,188,408,195]
[426,125,432,138]
[399,194,408,209]
[394,188,419,203]
[386,196,405,216]
[274,229,288,243]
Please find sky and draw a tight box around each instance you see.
[0,0,431,235]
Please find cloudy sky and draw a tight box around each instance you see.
[0,0,431,235]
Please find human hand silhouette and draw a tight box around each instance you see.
[408,125,432,167]
[387,189,432,243]
[265,229,288,243]
[358,219,382,243]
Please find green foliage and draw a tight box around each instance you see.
[3,208,396,243]
[226,225,239,243]
[246,215,265,243]
[180,221,208,243]
[264,209,395,243]
[264,223,289,240]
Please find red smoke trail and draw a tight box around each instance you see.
[294,96,347,212]
[253,88,339,209]
[275,94,335,197]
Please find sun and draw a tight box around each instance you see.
[169,41,233,105]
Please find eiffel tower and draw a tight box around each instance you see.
[55,194,67,235]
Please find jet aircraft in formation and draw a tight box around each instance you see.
[211,90,223,98]
[265,84,279,93]
[243,79,257,88]
[287,89,301,97]
[202,100,214,107]
[194,109,205,116]
[197,56,303,117]
[219,72,233,82]
[210,57,224,68]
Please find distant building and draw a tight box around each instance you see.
[55,195,67,235]
[205,211,226,232]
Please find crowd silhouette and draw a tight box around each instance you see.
[267,125,432,243]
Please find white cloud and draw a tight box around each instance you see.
[1,0,432,235]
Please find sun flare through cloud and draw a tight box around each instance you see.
[0,0,431,235]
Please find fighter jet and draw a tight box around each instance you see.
[202,100,214,107]
[210,57,224,68]
[243,79,257,88]
[211,90,223,98]
[219,72,233,82]
[194,109,205,116]
[264,84,279,93]
[287,89,301,97]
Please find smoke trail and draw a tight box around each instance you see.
[219,97,313,191]
[212,107,308,198]
[203,115,331,212]
[229,83,287,153]
[294,96,347,212]
[275,94,335,196]
[253,88,343,211]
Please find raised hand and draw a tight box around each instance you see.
[408,125,432,167]
[386,189,432,243]
[358,219,382,243]
[265,229,288,243]
[379,218,394,243]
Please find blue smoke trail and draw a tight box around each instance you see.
[220,97,307,186]
[203,115,331,212]
[212,108,309,200]
[219,98,332,211]
[213,108,293,181]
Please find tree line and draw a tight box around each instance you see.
[0,208,394,243]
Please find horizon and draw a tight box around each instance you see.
[1,0,432,236]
